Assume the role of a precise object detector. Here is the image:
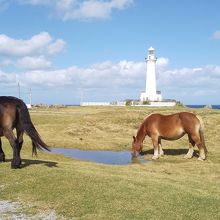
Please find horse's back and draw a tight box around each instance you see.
[0,97,21,131]
[146,112,199,125]
[145,112,200,138]
[0,96,19,115]
[0,96,23,109]
[146,113,181,125]
[0,96,21,105]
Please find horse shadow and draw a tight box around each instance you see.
[140,148,199,157]
[5,159,58,168]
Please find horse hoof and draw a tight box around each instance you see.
[184,155,192,159]
[152,156,159,160]
[198,157,204,161]
[159,151,164,157]
[11,162,21,169]
[139,151,145,156]
[11,165,21,169]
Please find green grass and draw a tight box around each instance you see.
[0,106,220,219]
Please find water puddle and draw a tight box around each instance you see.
[50,148,149,165]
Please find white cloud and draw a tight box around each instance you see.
[0,32,65,70]
[110,0,132,8]
[0,69,16,84]
[16,60,144,88]
[0,59,13,67]
[5,58,219,94]
[212,30,220,40]
[17,0,133,20]
[156,57,169,67]
[47,39,66,55]
[16,56,52,70]
[157,65,220,102]
[1,56,220,104]
[67,1,113,20]
[11,58,219,92]
[0,32,65,57]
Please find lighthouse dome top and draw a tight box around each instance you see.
[148,46,155,51]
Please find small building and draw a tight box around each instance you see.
[80,102,111,106]
[26,104,32,109]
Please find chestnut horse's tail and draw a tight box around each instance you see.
[196,115,208,154]
[16,100,50,155]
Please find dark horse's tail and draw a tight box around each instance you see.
[16,99,50,155]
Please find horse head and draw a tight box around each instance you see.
[131,136,143,157]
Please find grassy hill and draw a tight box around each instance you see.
[0,106,219,219]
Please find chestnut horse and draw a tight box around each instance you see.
[132,112,207,161]
[0,96,50,168]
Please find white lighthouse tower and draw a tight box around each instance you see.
[140,47,162,102]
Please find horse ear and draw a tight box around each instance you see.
[133,136,136,141]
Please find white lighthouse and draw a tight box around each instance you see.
[140,47,162,102]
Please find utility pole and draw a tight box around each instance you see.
[18,82,20,98]
[80,89,84,105]
[29,88,32,106]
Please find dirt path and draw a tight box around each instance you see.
[0,200,61,220]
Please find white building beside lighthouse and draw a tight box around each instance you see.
[140,47,162,102]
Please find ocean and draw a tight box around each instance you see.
[186,105,220,110]
[65,104,220,109]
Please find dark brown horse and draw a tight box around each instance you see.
[0,96,50,168]
[132,112,207,161]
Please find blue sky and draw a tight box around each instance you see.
[0,0,220,104]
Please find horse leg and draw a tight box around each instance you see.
[0,138,5,162]
[191,133,206,161]
[158,138,164,156]
[16,127,24,166]
[184,135,195,159]
[151,136,159,160]
[4,129,21,169]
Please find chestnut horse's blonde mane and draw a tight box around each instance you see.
[144,112,155,120]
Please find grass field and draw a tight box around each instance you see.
[0,106,220,219]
